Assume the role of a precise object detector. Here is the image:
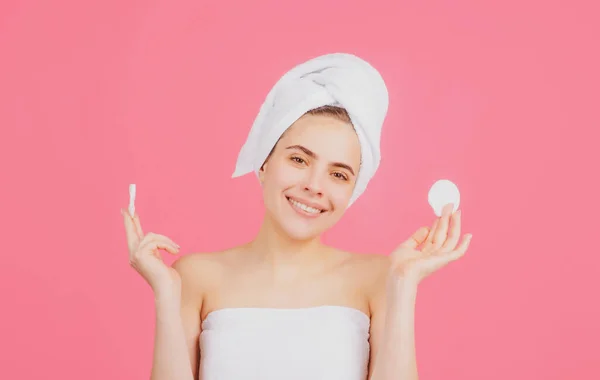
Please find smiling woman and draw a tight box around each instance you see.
[258,108,361,240]
[122,53,472,380]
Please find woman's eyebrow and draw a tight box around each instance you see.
[285,145,355,176]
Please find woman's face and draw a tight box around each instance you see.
[259,113,361,241]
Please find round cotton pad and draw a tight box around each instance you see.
[428,179,460,217]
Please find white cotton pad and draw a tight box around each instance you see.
[128,184,136,217]
[428,179,460,217]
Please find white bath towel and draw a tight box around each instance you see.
[232,53,389,206]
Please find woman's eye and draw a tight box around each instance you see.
[291,156,306,164]
[332,172,349,181]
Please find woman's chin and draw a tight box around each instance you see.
[279,221,324,242]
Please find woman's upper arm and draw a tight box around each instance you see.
[367,255,390,379]
[172,255,206,380]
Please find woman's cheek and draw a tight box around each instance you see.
[327,184,353,209]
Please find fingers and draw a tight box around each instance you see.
[122,209,140,251]
[398,226,430,249]
[421,203,453,254]
[421,233,472,277]
[133,213,144,237]
[421,203,458,254]
[441,209,461,252]
[432,203,454,248]
[423,218,438,246]
[137,233,181,256]
[440,233,472,262]
[122,207,178,257]
[420,217,439,254]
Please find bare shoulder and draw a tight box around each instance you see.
[339,251,390,313]
[325,248,389,291]
[327,249,390,315]
[340,250,391,282]
[171,247,242,295]
[172,249,231,271]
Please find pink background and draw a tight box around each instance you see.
[1,0,599,379]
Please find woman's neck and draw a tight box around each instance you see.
[247,213,326,268]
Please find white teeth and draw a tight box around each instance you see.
[288,198,322,214]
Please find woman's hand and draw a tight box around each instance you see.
[122,209,182,296]
[390,203,472,284]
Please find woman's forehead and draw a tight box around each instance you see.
[279,116,361,165]
[283,114,356,140]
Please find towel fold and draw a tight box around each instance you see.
[232,53,389,206]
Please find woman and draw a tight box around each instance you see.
[122,53,472,380]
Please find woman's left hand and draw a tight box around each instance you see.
[390,203,473,284]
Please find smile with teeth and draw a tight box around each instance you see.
[287,197,325,214]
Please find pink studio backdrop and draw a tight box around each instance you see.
[1,1,599,379]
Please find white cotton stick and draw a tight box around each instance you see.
[128,184,136,217]
[428,179,460,217]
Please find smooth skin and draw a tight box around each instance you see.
[123,113,472,380]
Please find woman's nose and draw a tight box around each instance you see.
[302,170,324,196]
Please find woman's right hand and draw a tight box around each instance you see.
[122,209,182,297]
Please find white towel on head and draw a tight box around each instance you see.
[232,53,389,206]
